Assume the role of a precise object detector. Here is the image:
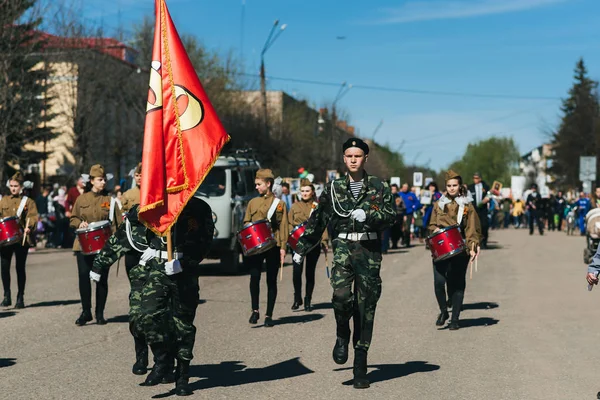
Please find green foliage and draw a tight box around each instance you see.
[449,137,520,185]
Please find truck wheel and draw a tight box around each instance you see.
[220,247,243,274]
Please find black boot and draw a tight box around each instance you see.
[161,354,176,384]
[436,311,449,326]
[249,311,260,324]
[1,291,11,307]
[140,343,170,386]
[353,348,370,389]
[14,294,24,309]
[132,337,149,375]
[96,312,107,325]
[304,297,312,312]
[448,320,460,331]
[75,310,93,326]
[174,360,192,396]
[332,337,349,365]
[291,295,302,310]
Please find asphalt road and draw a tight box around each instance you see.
[0,228,597,399]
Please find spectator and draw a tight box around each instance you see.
[36,186,51,215]
[399,183,422,248]
[66,178,85,218]
[512,199,524,228]
[280,182,293,211]
[501,197,512,229]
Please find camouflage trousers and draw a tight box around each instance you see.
[330,238,382,352]
[129,259,200,361]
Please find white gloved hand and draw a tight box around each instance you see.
[350,209,366,222]
[164,259,182,276]
[292,252,304,264]
[89,271,101,282]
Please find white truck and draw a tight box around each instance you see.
[197,152,260,273]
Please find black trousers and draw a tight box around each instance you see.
[557,214,564,231]
[390,223,402,248]
[245,246,280,316]
[433,252,469,322]
[528,211,544,235]
[547,213,556,231]
[293,245,321,300]
[76,252,109,315]
[0,243,28,296]
[476,208,489,246]
[125,253,140,281]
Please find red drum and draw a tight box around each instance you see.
[288,222,306,252]
[237,219,276,256]
[426,224,466,263]
[0,217,23,247]
[76,220,112,255]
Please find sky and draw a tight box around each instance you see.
[67,0,600,170]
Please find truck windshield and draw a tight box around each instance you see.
[198,167,226,197]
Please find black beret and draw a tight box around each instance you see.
[342,138,369,155]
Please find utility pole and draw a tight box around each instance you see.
[331,82,352,170]
[260,20,287,138]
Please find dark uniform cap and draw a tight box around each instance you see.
[134,162,142,175]
[445,169,461,181]
[10,171,24,184]
[342,138,369,155]
[256,169,274,180]
[473,172,482,178]
[89,164,106,179]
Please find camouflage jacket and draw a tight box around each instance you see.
[92,197,214,274]
[295,172,395,256]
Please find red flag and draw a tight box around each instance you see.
[140,0,230,235]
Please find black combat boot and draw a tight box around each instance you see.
[304,297,312,312]
[436,311,449,326]
[353,348,370,389]
[14,293,24,309]
[448,320,460,331]
[132,337,149,375]
[75,310,93,326]
[291,295,302,310]
[1,291,11,307]
[161,355,176,384]
[332,337,349,365]
[95,312,107,325]
[140,343,170,386]
[174,360,192,396]
[249,311,260,324]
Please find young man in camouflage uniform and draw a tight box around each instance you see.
[92,195,214,396]
[294,138,395,389]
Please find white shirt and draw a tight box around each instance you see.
[475,183,483,205]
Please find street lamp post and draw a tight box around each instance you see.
[260,19,287,138]
[331,82,352,170]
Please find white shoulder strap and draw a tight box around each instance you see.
[16,196,28,218]
[267,198,280,220]
[109,197,122,222]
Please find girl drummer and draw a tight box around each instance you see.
[0,171,38,308]
[69,164,119,326]
[427,170,481,330]
[288,179,328,312]
[242,169,289,327]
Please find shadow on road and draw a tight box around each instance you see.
[311,302,333,311]
[335,361,440,385]
[106,314,129,323]
[0,358,16,368]
[439,317,499,330]
[0,311,16,319]
[152,357,313,398]
[386,249,409,255]
[27,299,80,308]
[462,302,499,310]
[251,313,325,328]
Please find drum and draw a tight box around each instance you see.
[76,220,112,255]
[288,222,306,252]
[237,219,276,256]
[426,224,466,263]
[0,217,23,247]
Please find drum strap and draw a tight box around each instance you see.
[267,198,280,220]
[16,196,28,218]
[109,197,122,222]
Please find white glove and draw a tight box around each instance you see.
[292,252,304,264]
[351,209,366,222]
[89,271,101,282]
[164,259,182,276]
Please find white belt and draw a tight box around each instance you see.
[139,250,183,266]
[337,232,378,241]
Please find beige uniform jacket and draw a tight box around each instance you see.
[243,192,289,249]
[0,195,38,246]
[69,191,118,252]
[121,187,140,212]
[427,196,481,250]
[288,200,328,247]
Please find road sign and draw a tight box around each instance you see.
[580,156,597,182]
[583,181,592,194]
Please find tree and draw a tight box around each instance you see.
[0,0,56,181]
[449,137,520,185]
[549,58,600,188]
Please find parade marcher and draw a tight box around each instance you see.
[93,196,213,395]
[399,183,421,248]
[281,182,293,211]
[390,184,406,250]
[288,179,328,311]
[525,184,544,236]
[69,164,119,326]
[0,172,38,308]
[294,138,395,389]
[428,170,481,330]
[121,162,142,278]
[468,172,490,248]
[555,191,567,231]
[575,191,591,236]
[243,169,289,327]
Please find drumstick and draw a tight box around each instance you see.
[469,243,474,280]
[324,250,330,279]
[279,258,284,282]
[471,243,477,273]
[22,218,30,246]
[116,257,121,277]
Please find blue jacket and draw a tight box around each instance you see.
[576,198,591,216]
[400,191,422,215]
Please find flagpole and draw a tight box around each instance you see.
[167,227,173,261]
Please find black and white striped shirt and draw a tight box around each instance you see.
[349,180,363,199]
